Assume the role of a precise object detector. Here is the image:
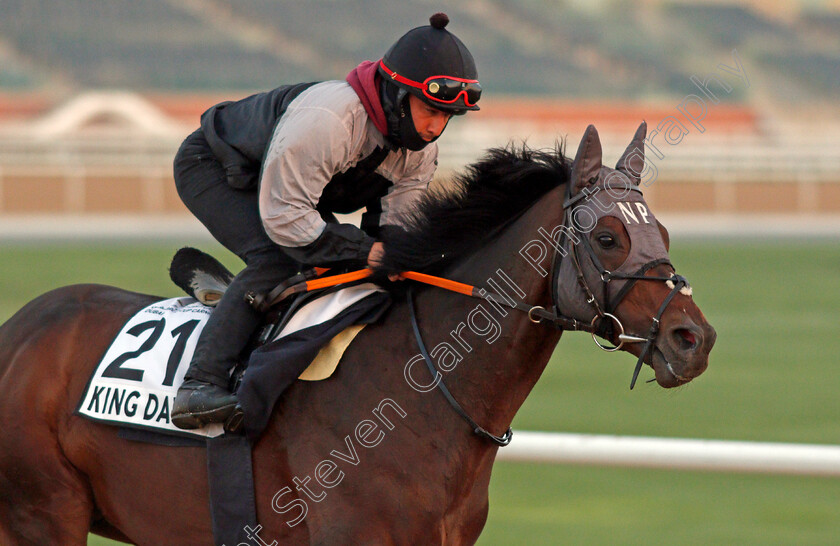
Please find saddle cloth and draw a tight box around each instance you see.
[76,284,386,438]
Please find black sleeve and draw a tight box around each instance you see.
[279,223,375,269]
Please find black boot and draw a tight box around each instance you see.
[169,251,297,430]
[172,379,239,429]
[170,264,268,430]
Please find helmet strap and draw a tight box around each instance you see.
[380,79,404,149]
[380,79,433,151]
[398,93,435,151]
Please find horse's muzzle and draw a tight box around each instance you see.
[651,320,716,388]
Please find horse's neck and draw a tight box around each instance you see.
[416,185,565,443]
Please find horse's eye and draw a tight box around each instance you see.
[597,234,617,249]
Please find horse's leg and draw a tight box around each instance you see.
[0,426,94,545]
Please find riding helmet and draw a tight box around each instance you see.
[378,13,481,150]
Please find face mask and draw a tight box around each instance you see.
[553,172,671,321]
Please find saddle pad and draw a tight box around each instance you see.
[270,283,382,343]
[77,297,224,438]
[298,324,365,381]
[77,285,383,438]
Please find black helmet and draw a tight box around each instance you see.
[379,13,481,113]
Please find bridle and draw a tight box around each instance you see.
[551,176,691,389]
[406,175,691,447]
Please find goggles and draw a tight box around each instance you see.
[380,60,481,108]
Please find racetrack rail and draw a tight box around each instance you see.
[498,431,840,477]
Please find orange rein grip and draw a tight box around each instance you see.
[301,269,478,298]
[304,268,374,291]
[399,271,477,297]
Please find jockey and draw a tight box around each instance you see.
[172,13,481,429]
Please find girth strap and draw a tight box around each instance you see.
[407,287,513,447]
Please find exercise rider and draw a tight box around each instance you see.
[171,13,482,429]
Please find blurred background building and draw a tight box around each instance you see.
[0,0,838,219]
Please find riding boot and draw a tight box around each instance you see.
[171,379,240,430]
[172,259,294,429]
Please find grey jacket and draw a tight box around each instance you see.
[260,80,437,265]
[200,80,438,268]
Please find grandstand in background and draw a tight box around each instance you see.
[2,0,839,101]
[0,0,838,217]
[1,91,838,216]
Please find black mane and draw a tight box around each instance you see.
[380,144,570,272]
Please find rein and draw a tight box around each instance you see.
[400,271,594,332]
[252,266,592,447]
[406,286,513,447]
[399,272,600,448]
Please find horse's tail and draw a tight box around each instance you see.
[169,247,235,306]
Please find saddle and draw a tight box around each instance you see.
[168,248,390,412]
[169,247,334,339]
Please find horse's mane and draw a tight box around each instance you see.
[380,144,570,272]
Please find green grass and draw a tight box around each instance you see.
[2,239,839,545]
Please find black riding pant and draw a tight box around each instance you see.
[174,130,299,388]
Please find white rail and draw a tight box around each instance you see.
[497,431,840,477]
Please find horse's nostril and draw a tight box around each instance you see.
[674,328,698,351]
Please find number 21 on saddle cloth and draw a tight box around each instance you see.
[75,268,389,439]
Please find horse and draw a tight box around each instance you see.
[0,123,715,545]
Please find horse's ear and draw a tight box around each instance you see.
[571,124,602,194]
[657,219,670,252]
[615,121,647,185]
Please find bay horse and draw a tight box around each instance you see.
[0,124,714,545]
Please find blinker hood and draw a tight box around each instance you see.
[553,123,671,323]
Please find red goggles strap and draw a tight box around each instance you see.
[379,60,480,107]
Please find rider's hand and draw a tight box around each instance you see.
[367,242,385,268]
[367,242,403,281]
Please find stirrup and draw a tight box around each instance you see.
[224,405,245,434]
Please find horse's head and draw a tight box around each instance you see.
[552,123,716,388]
